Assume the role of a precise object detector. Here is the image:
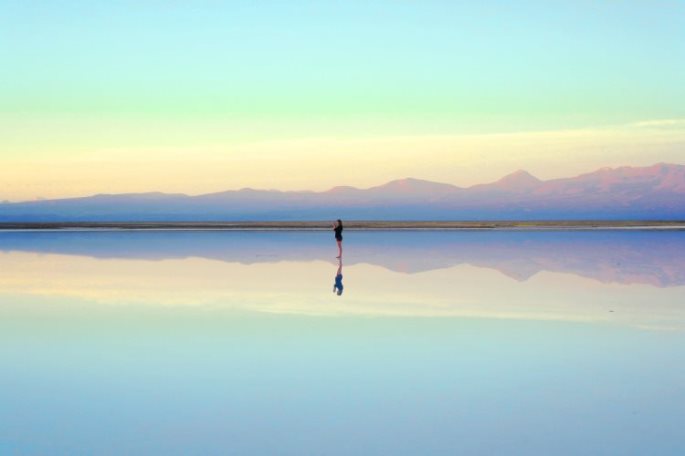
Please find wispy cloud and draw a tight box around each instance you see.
[629,118,685,129]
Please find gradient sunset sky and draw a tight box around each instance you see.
[2,1,684,201]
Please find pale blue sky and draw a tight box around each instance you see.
[1,1,684,199]
[3,1,684,125]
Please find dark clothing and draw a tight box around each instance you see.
[335,274,344,292]
[334,225,343,241]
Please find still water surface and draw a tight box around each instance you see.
[1,230,684,455]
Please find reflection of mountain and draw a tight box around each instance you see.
[1,230,683,287]
[2,163,685,220]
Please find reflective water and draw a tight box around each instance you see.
[1,230,684,455]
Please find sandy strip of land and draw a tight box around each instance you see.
[0,221,684,231]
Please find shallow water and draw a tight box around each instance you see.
[1,230,684,455]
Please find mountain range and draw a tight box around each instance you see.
[2,163,685,221]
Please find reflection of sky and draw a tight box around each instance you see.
[0,230,684,329]
[1,230,684,285]
[2,300,684,454]
[1,231,685,454]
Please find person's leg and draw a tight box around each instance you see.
[337,240,342,258]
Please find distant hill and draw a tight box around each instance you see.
[2,163,685,221]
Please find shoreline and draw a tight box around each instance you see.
[1,221,685,231]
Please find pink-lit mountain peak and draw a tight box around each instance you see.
[326,185,363,197]
[468,169,542,193]
[368,177,461,194]
[494,170,541,189]
[579,163,682,178]
[523,163,685,198]
[557,163,685,192]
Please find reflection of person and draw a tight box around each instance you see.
[332,219,343,258]
[333,258,344,296]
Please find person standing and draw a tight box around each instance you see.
[333,219,343,258]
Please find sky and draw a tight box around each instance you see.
[1,0,685,201]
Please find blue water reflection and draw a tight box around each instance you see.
[0,230,684,455]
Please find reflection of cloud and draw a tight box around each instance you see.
[0,230,684,332]
[0,251,683,331]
